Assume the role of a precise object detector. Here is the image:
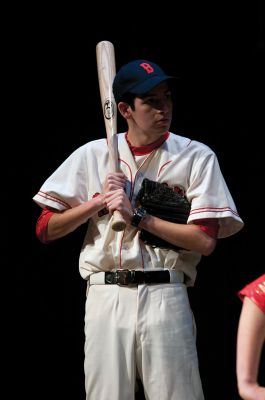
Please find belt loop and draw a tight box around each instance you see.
[169,270,184,283]
[89,272,105,285]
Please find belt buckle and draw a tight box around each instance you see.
[116,269,133,285]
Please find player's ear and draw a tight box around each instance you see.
[118,102,131,119]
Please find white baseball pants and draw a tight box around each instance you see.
[84,283,204,400]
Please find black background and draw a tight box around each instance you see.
[10,2,264,399]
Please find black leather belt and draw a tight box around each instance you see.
[89,270,184,286]
[105,269,171,285]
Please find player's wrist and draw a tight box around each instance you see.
[92,193,107,210]
[131,206,147,228]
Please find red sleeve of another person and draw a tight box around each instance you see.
[238,274,265,314]
[36,208,54,244]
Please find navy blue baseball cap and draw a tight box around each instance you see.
[112,59,177,103]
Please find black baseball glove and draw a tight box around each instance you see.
[136,178,191,251]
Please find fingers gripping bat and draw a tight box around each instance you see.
[96,40,126,232]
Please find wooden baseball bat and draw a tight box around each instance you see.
[96,40,126,232]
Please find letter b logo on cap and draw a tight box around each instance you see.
[140,63,154,74]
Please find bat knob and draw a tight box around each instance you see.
[111,211,126,232]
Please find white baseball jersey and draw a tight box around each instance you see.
[33,131,244,286]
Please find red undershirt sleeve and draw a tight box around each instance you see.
[36,208,55,244]
[193,218,219,239]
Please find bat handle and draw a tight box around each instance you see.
[112,210,127,232]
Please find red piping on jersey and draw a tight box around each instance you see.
[190,206,240,217]
[139,236,145,269]
[158,161,172,177]
[37,191,71,208]
[119,230,126,268]
[119,158,133,199]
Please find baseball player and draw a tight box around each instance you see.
[33,59,244,400]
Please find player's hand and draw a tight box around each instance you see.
[103,189,133,224]
[102,172,127,193]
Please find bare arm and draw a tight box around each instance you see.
[138,214,217,256]
[104,189,216,256]
[236,297,265,400]
[46,195,105,241]
[105,186,217,256]
[47,169,217,255]
[46,172,127,241]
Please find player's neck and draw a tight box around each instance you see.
[125,131,169,156]
[127,128,169,145]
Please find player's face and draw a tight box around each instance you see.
[133,81,173,136]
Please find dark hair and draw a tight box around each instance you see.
[118,92,137,110]
[117,80,175,111]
